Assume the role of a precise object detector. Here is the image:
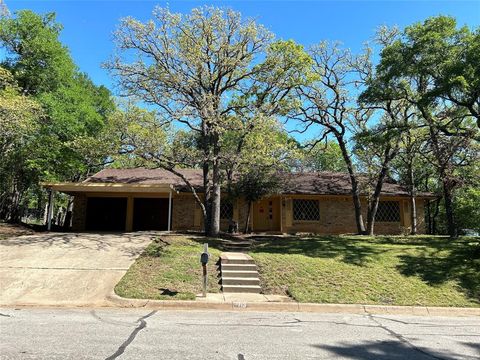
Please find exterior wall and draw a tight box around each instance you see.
[71,190,427,235]
[400,198,426,235]
[172,195,199,231]
[172,194,252,233]
[236,197,252,232]
[279,195,427,235]
[281,195,366,234]
[72,194,87,231]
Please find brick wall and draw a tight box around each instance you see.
[280,196,426,235]
[72,194,87,231]
[172,195,198,231]
[70,191,426,235]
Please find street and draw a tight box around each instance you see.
[0,308,478,359]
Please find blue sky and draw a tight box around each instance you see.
[3,0,480,140]
[5,0,479,90]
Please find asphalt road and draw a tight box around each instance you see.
[0,308,479,360]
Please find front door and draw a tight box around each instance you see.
[253,198,280,232]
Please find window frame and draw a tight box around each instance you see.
[375,201,401,222]
[220,200,234,220]
[292,199,320,222]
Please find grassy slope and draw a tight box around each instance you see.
[249,235,480,307]
[115,234,480,306]
[115,236,222,300]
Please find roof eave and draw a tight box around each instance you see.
[41,182,175,194]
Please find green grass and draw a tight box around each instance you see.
[115,234,480,307]
[115,236,222,300]
[247,235,480,307]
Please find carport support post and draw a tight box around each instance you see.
[46,189,54,231]
[167,189,172,232]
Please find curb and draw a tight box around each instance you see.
[106,293,480,317]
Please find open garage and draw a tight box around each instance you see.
[86,197,127,231]
[133,197,170,231]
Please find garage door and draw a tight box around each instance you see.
[133,198,169,231]
[86,197,127,231]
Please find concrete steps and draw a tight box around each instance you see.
[221,263,257,271]
[221,284,262,293]
[221,270,258,278]
[219,252,261,294]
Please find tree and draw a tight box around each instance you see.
[234,167,281,233]
[300,141,347,172]
[107,6,311,236]
[354,114,404,236]
[362,16,479,237]
[0,66,42,221]
[0,10,115,224]
[291,42,370,234]
[0,10,75,95]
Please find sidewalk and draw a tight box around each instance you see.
[106,292,480,317]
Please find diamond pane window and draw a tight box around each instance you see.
[293,199,320,221]
[376,201,400,222]
[220,200,233,220]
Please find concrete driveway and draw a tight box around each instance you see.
[0,232,154,307]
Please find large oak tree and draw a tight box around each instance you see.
[107,6,310,235]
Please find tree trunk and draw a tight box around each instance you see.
[207,180,221,236]
[432,198,440,235]
[442,178,457,238]
[408,160,417,235]
[410,196,417,235]
[337,136,366,234]
[205,142,221,237]
[365,164,390,236]
[426,200,431,234]
[365,143,398,236]
[8,183,22,223]
[244,201,252,234]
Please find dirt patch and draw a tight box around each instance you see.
[0,222,35,239]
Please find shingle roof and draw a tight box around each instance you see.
[85,168,434,197]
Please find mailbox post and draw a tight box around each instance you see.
[200,243,209,297]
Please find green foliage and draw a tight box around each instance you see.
[301,141,347,172]
[0,10,116,222]
[455,187,480,233]
[361,16,479,236]
[234,167,281,204]
[0,10,75,94]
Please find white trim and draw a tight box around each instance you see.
[167,189,172,232]
[46,190,54,231]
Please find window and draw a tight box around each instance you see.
[220,200,233,220]
[376,201,400,222]
[293,199,320,221]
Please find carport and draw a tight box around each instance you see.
[42,182,175,232]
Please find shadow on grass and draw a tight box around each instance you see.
[158,288,179,297]
[191,235,390,266]
[397,239,480,302]
[252,236,391,266]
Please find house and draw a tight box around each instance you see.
[42,168,435,235]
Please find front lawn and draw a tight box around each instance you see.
[115,235,222,300]
[248,235,480,307]
[115,234,480,307]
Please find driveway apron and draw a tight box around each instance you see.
[0,232,153,306]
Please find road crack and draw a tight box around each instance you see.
[367,314,451,360]
[105,310,157,360]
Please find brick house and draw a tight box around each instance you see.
[43,168,435,235]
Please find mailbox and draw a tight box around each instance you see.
[200,252,209,264]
